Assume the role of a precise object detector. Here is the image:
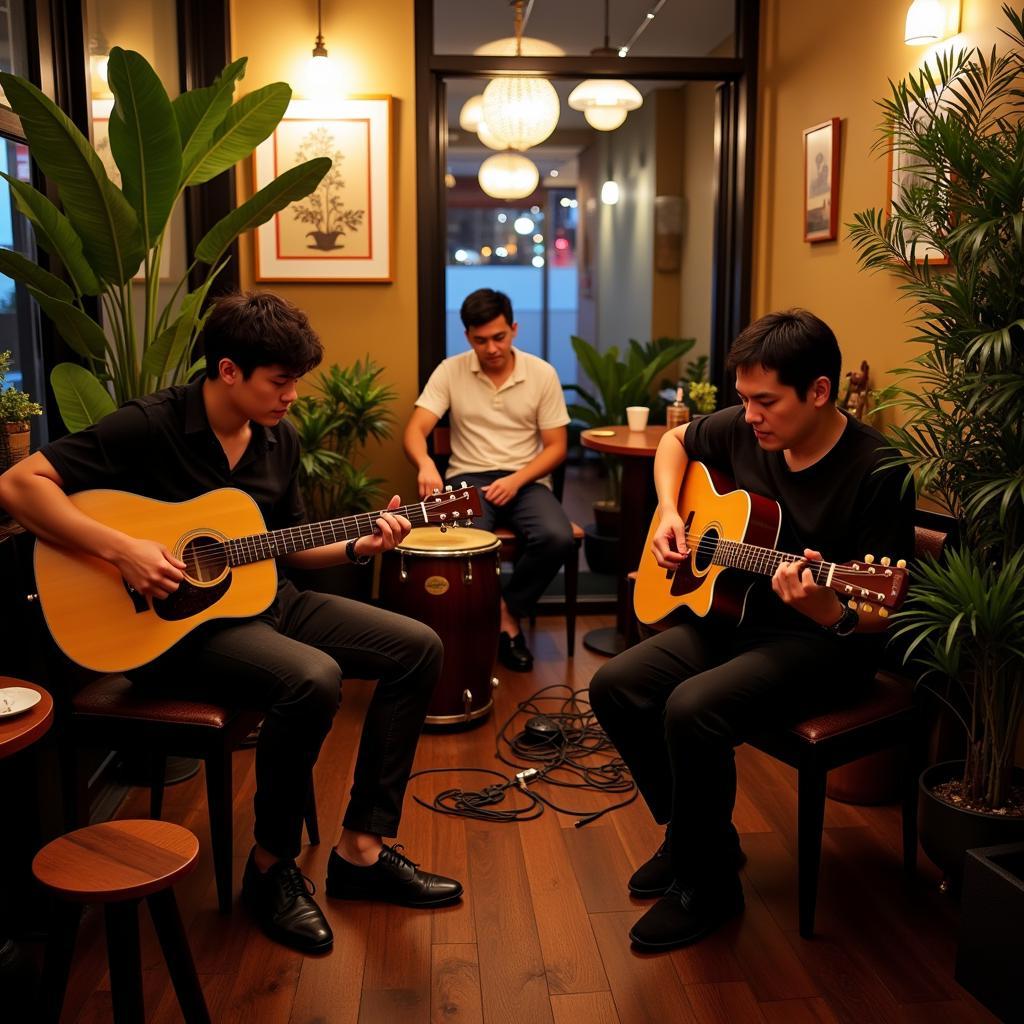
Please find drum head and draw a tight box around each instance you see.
[397,526,500,555]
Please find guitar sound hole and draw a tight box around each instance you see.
[182,536,227,584]
[692,527,717,573]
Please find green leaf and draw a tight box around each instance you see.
[28,287,109,360]
[185,82,291,186]
[106,47,182,248]
[0,248,75,304]
[0,73,144,283]
[50,362,116,431]
[173,57,247,185]
[0,174,100,295]
[194,157,332,264]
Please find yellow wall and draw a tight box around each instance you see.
[230,0,418,497]
[755,0,1009,414]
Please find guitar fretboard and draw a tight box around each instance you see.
[703,536,833,584]
[223,501,446,567]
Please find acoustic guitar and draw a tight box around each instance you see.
[633,461,909,627]
[34,485,482,672]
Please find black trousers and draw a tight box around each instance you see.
[449,471,575,621]
[589,618,869,886]
[133,580,442,860]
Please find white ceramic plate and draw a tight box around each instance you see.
[0,687,42,717]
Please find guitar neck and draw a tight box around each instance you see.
[224,500,435,567]
[710,537,834,587]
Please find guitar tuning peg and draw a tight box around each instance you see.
[460,480,468,488]
[878,608,889,618]
[880,556,891,566]
[864,554,874,564]
[861,602,873,614]
[445,484,452,492]
[432,487,439,495]
[896,559,907,569]
[848,599,858,610]
[439,525,447,533]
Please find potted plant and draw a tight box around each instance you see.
[848,3,1024,887]
[0,349,43,472]
[0,50,330,430]
[285,358,397,597]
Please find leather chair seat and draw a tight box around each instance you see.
[72,674,237,729]
[789,671,913,744]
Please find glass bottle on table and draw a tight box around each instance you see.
[666,381,690,429]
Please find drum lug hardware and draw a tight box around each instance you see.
[400,551,408,581]
[463,558,473,583]
[491,676,499,689]
[462,689,473,720]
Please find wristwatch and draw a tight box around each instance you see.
[826,603,859,637]
[345,538,372,566]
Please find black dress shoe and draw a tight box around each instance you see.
[498,631,534,672]
[629,875,744,951]
[241,850,333,954]
[325,845,463,907]
[629,831,747,898]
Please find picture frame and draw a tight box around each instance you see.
[253,96,393,283]
[803,118,840,243]
[886,130,950,266]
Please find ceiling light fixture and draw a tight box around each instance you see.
[478,152,540,200]
[459,94,484,132]
[617,0,667,58]
[303,0,342,100]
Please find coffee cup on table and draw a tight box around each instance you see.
[626,406,650,431]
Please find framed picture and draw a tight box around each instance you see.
[91,99,173,279]
[803,118,840,243]
[253,96,393,283]
[887,130,950,266]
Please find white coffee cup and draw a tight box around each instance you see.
[626,406,650,431]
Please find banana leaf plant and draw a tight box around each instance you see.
[0,49,331,431]
[564,334,694,506]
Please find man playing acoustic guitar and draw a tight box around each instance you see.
[590,309,914,951]
[0,292,463,955]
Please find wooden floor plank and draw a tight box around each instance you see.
[684,981,769,1024]
[759,996,842,1024]
[561,824,637,915]
[431,943,484,1024]
[550,990,620,1024]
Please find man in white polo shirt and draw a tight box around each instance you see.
[404,288,574,672]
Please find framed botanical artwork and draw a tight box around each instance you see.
[887,130,950,266]
[803,118,841,243]
[253,96,393,283]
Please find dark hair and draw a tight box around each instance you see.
[201,292,323,380]
[460,288,514,330]
[726,308,841,401]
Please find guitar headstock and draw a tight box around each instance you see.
[828,553,909,617]
[424,483,483,532]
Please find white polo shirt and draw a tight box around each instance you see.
[415,347,570,484]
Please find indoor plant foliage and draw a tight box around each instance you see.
[288,358,397,520]
[0,50,331,432]
[565,334,695,507]
[848,4,1024,811]
[0,349,43,469]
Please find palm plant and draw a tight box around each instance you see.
[288,358,397,519]
[565,334,695,506]
[0,50,330,431]
[847,3,1024,810]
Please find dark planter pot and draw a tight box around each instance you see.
[593,500,621,537]
[583,523,618,576]
[918,760,1024,889]
[955,841,1024,1023]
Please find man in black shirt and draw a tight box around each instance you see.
[590,309,914,951]
[0,293,462,955]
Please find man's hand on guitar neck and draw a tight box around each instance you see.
[110,536,187,600]
[652,509,690,570]
[350,494,413,560]
[771,548,843,627]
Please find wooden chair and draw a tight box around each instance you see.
[62,674,320,914]
[34,819,210,1023]
[431,426,584,654]
[627,520,950,937]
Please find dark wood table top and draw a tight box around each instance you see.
[581,425,668,457]
[0,677,54,758]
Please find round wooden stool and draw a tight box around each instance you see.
[33,819,210,1024]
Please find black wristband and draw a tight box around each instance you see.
[826,603,859,637]
[346,538,372,566]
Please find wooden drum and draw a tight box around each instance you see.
[380,527,501,726]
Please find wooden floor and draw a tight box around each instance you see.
[57,614,998,1024]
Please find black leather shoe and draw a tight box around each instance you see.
[630,829,747,898]
[241,850,333,954]
[498,631,533,672]
[629,876,744,951]
[325,845,463,907]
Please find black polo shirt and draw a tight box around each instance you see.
[42,378,305,533]
[683,405,915,647]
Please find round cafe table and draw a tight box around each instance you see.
[0,678,54,760]
[581,425,667,655]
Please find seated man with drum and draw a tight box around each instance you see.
[404,287,575,672]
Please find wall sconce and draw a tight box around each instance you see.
[904,0,961,45]
[600,179,620,205]
[303,0,342,100]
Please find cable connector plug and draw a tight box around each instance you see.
[516,767,539,791]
